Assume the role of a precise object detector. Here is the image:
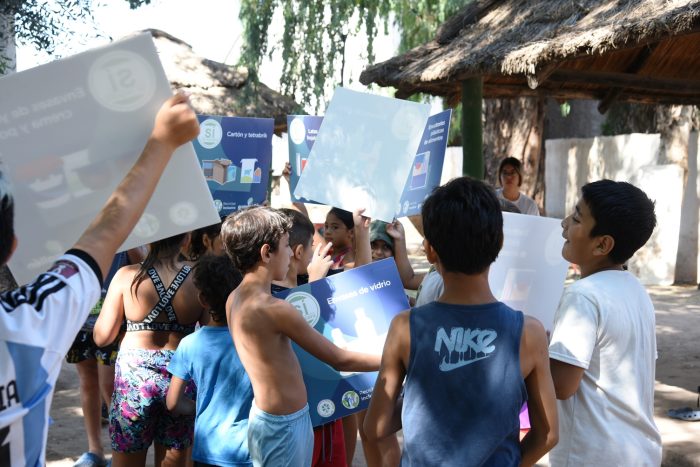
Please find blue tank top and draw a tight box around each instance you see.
[401,301,526,466]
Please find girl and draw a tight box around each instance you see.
[94,233,207,467]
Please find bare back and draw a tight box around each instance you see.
[228,280,308,415]
[113,261,205,350]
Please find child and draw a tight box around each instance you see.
[222,206,381,466]
[548,180,661,466]
[324,207,358,270]
[271,208,347,467]
[364,177,558,466]
[166,255,252,467]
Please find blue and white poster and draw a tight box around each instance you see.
[273,258,409,426]
[287,115,323,203]
[396,109,452,218]
[294,88,431,222]
[193,115,274,216]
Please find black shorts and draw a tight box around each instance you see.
[65,323,118,366]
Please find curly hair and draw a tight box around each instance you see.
[220,206,292,273]
[193,255,242,323]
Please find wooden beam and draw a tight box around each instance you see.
[598,44,657,114]
[548,69,700,94]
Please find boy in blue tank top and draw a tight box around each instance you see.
[364,176,559,466]
[167,254,252,467]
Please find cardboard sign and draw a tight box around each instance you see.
[490,212,569,332]
[293,88,430,222]
[397,109,452,218]
[0,33,219,285]
[273,258,409,426]
[193,115,274,215]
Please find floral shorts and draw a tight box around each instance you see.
[110,348,195,453]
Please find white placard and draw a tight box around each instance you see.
[293,88,430,222]
[0,33,219,285]
[489,212,569,332]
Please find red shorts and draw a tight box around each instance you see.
[312,419,346,466]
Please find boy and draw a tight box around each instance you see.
[271,208,345,467]
[222,206,380,466]
[364,176,558,466]
[167,255,252,467]
[0,92,199,466]
[548,180,661,466]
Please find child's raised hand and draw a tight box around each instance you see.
[282,162,292,183]
[353,208,371,231]
[386,220,405,242]
[307,241,334,282]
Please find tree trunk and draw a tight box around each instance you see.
[0,14,18,292]
[656,105,697,285]
[483,96,546,213]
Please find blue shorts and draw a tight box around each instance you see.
[248,402,313,467]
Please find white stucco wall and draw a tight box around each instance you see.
[545,133,686,285]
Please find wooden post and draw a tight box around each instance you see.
[461,77,483,179]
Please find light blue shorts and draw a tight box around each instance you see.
[248,402,313,467]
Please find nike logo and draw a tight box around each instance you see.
[439,355,491,372]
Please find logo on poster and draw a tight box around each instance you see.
[169,201,197,226]
[132,213,160,237]
[289,117,306,145]
[286,292,321,327]
[317,399,335,418]
[341,391,360,409]
[88,50,156,112]
[198,119,223,149]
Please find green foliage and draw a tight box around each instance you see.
[239,0,472,111]
[1,1,94,55]
[0,0,151,62]
[560,101,571,118]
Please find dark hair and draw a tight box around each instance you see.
[279,208,315,249]
[188,220,223,260]
[422,177,503,274]
[221,206,292,273]
[0,172,14,266]
[581,180,656,264]
[498,157,523,187]
[327,207,354,229]
[193,255,242,323]
[131,233,189,295]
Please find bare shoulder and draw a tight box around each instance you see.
[522,315,548,347]
[390,309,411,331]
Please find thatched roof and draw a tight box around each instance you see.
[361,0,700,110]
[148,29,303,132]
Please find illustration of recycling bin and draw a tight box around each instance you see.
[203,159,232,185]
[240,158,259,183]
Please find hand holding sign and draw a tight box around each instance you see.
[308,242,334,282]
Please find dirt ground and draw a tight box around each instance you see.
[46,284,700,466]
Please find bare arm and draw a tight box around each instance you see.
[166,375,196,416]
[345,208,371,269]
[275,300,380,372]
[386,221,424,290]
[72,93,199,279]
[550,359,585,400]
[520,317,559,466]
[93,268,129,347]
[364,311,410,441]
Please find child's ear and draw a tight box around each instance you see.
[593,235,615,257]
[260,244,271,263]
[197,291,209,310]
[293,244,305,260]
[424,240,439,264]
